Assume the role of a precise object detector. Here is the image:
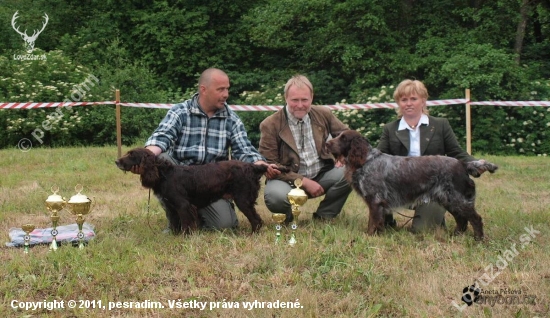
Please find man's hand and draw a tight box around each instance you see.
[146,145,162,156]
[130,165,142,174]
[301,177,324,198]
[129,146,161,174]
[254,160,281,179]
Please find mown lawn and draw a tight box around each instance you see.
[1,147,548,317]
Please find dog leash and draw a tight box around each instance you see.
[145,188,156,233]
[147,188,151,213]
[394,211,417,229]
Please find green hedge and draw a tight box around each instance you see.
[1,51,548,156]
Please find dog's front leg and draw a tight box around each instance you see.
[179,203,199,235]
[446,204,485,241]
[467,208,484,241]
[367,201,384,235]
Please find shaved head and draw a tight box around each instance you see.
[199,68,228,86]
[197,68,230,116]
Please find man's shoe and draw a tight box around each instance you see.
[384,214,397,229]
[284,213,293,224]
[312,213,334,222]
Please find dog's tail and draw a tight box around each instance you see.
[466,160,498,178]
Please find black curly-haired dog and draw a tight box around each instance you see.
[115,148,279,235]
[326,130,498,240]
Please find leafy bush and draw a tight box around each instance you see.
[0,49,91,148]
[335,82,396,147]
[0,48,184,149]
[1,49,548,156]
[233,83,286,147]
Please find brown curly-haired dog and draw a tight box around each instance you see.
[326,130,498,240]
[116,148,276,235]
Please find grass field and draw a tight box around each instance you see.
[0,146,549,317]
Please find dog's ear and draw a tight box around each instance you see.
[347,137,368,168]
[140,152,159,187]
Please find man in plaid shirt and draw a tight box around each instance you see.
[144,68,281,231]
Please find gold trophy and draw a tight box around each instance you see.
[22,223,35,254]
[272,213,286,244]
[67,184,92,249]
[287,179,308,246]
[45,186,66,251]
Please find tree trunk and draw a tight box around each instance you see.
[514,0,531,64]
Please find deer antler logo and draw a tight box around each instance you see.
[11,11,49,53]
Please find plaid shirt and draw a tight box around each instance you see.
[145,94,264,165]
[286,109,323,178]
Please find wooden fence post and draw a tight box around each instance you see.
[465,89,472,154]
[116,89,122,158]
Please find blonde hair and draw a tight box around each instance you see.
[393,79,430,117]
[284,75,314,99]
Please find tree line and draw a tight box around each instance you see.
[0,0,549,155]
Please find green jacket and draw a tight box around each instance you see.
[259,106,349,183]
[377,116,475,162]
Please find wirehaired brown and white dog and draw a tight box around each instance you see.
[326,130,498,240]
[115,148,284,235]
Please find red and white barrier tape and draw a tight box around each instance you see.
[116,102,174,109]
[470,101,550,106]
[1,99,549,110]
[116,99,469,110]
[0,101,114,109]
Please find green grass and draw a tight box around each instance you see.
[1,147,549,317]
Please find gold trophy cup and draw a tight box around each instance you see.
[272,213,287,244]
[67,184,92,249]
[22,223,35,254]
[45,186,66,251]
[287,179,308,246]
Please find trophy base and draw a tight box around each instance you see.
[49,238,58,251]
[288,235,297,246]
